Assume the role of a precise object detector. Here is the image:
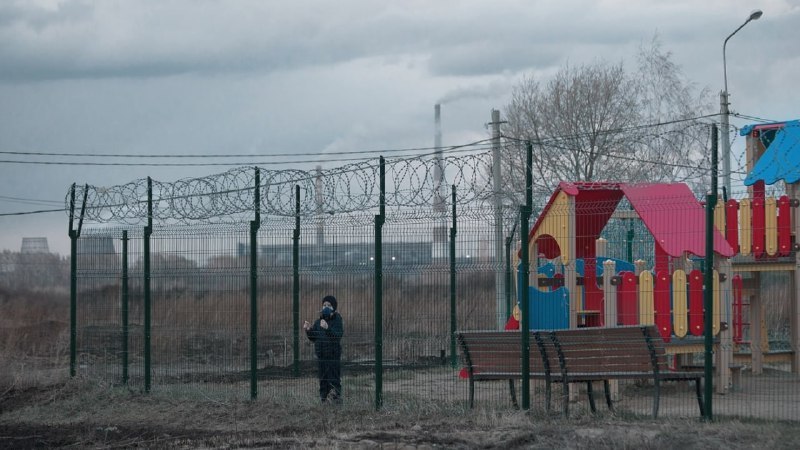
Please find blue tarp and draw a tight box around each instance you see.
[743,120,800,186]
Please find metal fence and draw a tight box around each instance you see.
[53,151,800,421]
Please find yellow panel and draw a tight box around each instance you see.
[740,199,752,256]
[530,191,571,265]
[638,271,654,325]
[733,262,796,272]
[666,343,714,355]
[672,270,688,338]
[765,196,778,256]
[713,270,720,335]
[714,201,725,235]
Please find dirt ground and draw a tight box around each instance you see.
[2,371,800,449]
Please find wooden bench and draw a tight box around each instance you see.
[457,325,705,417]
[455,329,555,410]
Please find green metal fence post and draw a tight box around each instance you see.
[449,185,457,368]
[520,205,531,410]
[374,156,385,410]
[144,177,152,393]
[68,184,87,379]
[626,222,634,263]
[292,185,301,377]
[121,230,129,385]
[68,184,77,378]
[703,124,719,420]
[520,140,533,410]
[250,168,261,400]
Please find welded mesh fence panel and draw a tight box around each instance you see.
[294,214,377,405]
[75,228,143,387]
[380,210,458,407]
[148,225,249,397]
[242,214,381,406]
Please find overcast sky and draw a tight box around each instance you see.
[0,0,797,255]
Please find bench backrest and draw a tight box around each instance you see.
[457,331,551,375]
[458,325,669,376]
[547,326,666,375]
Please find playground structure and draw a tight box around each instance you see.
[513,120,800,393]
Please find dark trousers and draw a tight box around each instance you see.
[318,356,341,401]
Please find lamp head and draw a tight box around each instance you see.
[749,10,763,21]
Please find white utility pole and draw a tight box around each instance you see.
[491,109,505,329]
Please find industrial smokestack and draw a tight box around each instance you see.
[432,104,447,260]
[315,165,324,246]
[434,104,442,152]
[433,104,445,213]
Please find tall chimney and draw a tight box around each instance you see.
[433,104,445,212]
[434,104,442,153]
[315,165,324,246]
[432,104,447,260]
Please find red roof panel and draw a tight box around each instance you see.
[527,182,734,260]
[620,183,734,257]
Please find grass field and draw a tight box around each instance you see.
[3,374,800,449]
[3,283,800,448]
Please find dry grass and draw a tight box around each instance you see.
[2,377,800,449]
[3,268,800,448]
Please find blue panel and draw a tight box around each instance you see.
[745,121,800,186]
[528,286,569,329]
[537,262,556,277]
[575,259,584,277]
[596,257,635,276]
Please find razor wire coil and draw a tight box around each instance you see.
[66,153,497,225]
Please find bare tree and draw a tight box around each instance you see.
[499,37,712,205]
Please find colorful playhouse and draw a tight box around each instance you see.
[512,120,800,393]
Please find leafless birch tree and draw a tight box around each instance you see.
[498,37,712,204]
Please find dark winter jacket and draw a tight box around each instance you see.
[306,312,343,359]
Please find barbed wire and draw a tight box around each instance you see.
[66,150,498,225]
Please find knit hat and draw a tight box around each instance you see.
[322,295,337,311]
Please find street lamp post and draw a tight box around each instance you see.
[721,9,763,196]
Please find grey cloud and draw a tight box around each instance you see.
[0,0,773,84]
[0,1,570,82]
[0,1,93,29]
[428,42,563,77]
[437,79,513,105]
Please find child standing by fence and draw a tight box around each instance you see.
[303,295,344,403]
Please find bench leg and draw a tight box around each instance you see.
[469,377,475,409]
[731,368,741,391]
[562,382,569,417]
[603,380,614,412]
[509,379,519,409]
[652,378,660,419]
[695,378,705,417]
[586,381,596,413]
[545,379,551,412]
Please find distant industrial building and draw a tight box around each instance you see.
[237,240,484,268]
[20,237,50,254]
